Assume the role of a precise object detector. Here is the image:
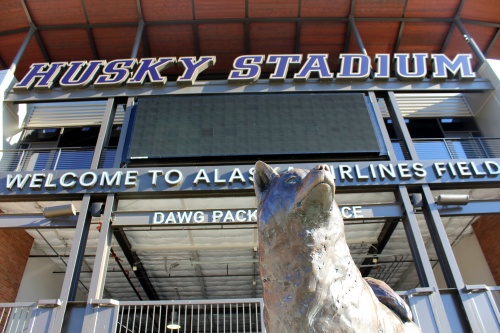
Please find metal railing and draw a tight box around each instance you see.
[0,147,117,172]
[116,299,265,333]
[0,303,35,333]
[392,138,500,160]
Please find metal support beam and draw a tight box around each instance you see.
[49,195,93,332]
[80,0,99,59]
[385,91,419,160]
[33,30,50,62]
[188,230,208,299]
[9,26,35,73]
[394,0,409,54]
[190,0,200,57]
[367,92,397,159]
[5,78,493,102]
[485,28,500,57]
[394,22,405,53]
[244,0,250,54]
[397,187,438,288]
[0,56,7,69]
[131,19,144,59]
[439,199,500,216]
[0,213,78,228]
[349,19,372,77]
[294,0,302,54]
[349,18,368,56]
[114,97,135,167]
[87,195,116,300]
[396,186,453,333]
[359,219,399,277]
[113,228,159,300]
[420,185,498,332]
[91,98,117,168]
[384,93,454,331]
[440,22,455,54]
[82,194,116,332]
[420,186,463,289]
[454,18,487,65]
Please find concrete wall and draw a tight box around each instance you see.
[433,231,496,288]
[16,257,87,302]
[16,257,65,302]
[0,70,21,151]
[465,59,500,137]
[461,59,500,287]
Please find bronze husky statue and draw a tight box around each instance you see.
[254,161,422,333]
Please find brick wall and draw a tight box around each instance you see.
[472,215,500,285]
[0,229,33,302]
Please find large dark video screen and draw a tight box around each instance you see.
[127,93,381,161]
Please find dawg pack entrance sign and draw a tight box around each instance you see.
[12,53,476,91]
[112,205,389,227]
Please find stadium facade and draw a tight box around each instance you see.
[0,0,499,332]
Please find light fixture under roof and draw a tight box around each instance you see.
[42,204,76,218]
[435,194,469,205]
[166,311,181,330]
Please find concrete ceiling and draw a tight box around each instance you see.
[5,187,495,301]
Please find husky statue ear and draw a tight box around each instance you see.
[254,161,279,202]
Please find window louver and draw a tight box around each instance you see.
[24,101,124,129]
[378,93,473,118]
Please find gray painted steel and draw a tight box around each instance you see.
[386,92,420,160]
[0,214,78,228]
[439,200,500,216]
[2,159,500,196]
[82,194,116,333]
[10,27,35,73]
[50,195,93,332]
[91,98,117,169]
[421,185,497,332]
[111,203,403,227]
[5,78,493,102]
[396,186,453,332]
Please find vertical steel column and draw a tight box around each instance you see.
[396,187,452,333]
[10,26,36,73]
[386,91,492,330]
[379,92,443,287]
[49,99,118,332]
[81,194,117,333]
[368,92,397,159]
[384,91,453,332]
[49,195,93,332]
[91,98,118,168]
[396,186,439,288]
[86,195,116,300]
[385,92,419,160]
[421,185,499,332]
[454,19,487,65]
[113,97,135,167]
[375,92,441,287]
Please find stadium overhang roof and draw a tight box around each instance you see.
[0,0,499,81]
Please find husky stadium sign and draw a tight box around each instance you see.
[12,53,476,91]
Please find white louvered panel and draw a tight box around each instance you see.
[24,101,125,128]
[378,98,389,117]
[379,93,472,118]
